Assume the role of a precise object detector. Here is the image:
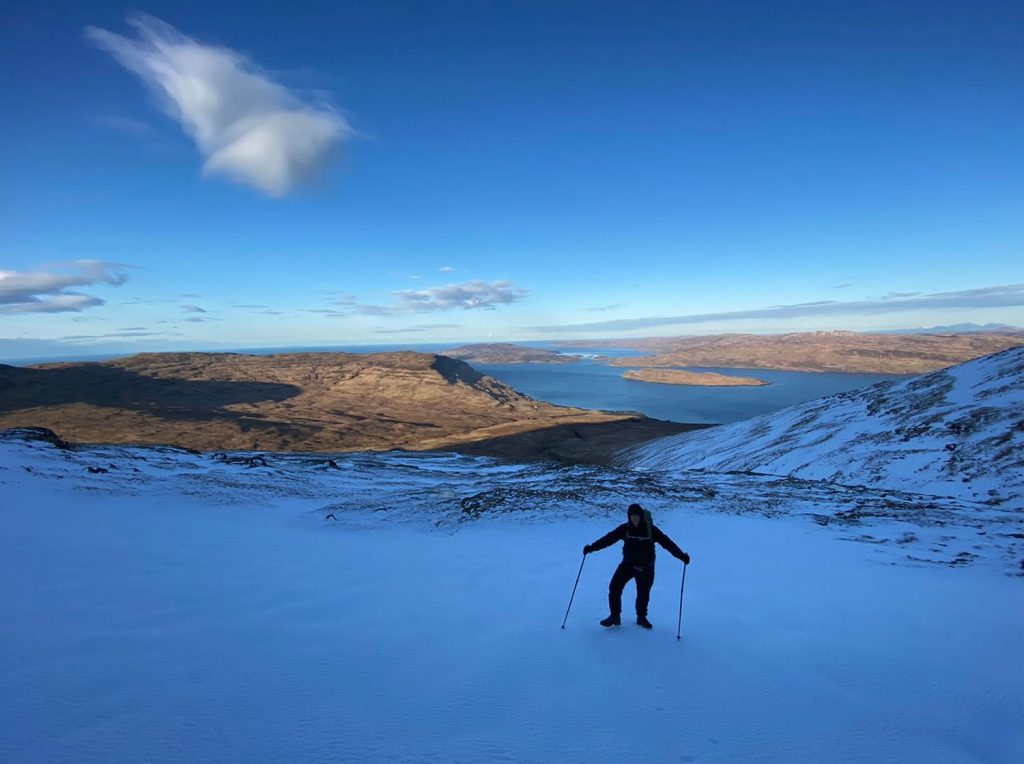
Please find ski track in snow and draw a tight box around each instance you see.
[1,429,1023,762]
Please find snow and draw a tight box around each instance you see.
[624,347,1024,509]
[2,435,1022,763]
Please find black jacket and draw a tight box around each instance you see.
[590,517,686,568]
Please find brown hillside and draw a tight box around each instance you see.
[0,351,695,461]
[580,332,1024,374]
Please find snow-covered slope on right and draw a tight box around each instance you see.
[623,346,1024,508]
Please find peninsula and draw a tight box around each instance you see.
[0,352,701,464]
[623,369,768,386]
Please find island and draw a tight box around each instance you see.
[441,343,583,364]
[623,369,768,386]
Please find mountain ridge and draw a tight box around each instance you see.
[622,346,1024,508]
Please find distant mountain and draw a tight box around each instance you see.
[622,346,1024,508]
[441,343,582,364]
[560,331,1024,374]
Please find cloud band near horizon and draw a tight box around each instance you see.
[529,284,1024,333]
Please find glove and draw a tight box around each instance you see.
[583,544,594,555]
[680,551,691,565]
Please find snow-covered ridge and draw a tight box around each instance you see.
[1,425,1021,572]
[623,346,1024,509]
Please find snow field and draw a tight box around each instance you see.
[2,482,1021,763]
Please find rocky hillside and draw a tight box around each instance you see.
[577,331,1024,374]
[0,351,690,457]
[622,347,1024,508]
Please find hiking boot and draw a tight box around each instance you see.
[600,614,621,627]
[636,615,653,629]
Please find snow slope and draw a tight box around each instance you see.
[2,432,1022,763]
[624,346,1024,508]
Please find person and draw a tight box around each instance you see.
[583,503,690,629]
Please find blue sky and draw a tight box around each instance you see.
[2,0,1022,359]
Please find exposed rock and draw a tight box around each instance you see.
[0,426,72,450]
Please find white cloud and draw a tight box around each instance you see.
[395,280,528,312]
[181,304,207,313]
[0,260,130,315]
[307,281,526,317]
[86,14,352,196]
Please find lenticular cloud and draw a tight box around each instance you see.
[87,14,351,196]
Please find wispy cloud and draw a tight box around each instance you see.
[439,266,455,273]
[86,14,352,196]
[59,329,177,342]
[181,304,207,313]
[586,303,622,312]
[330,295,389,311]
[354,304,393,316]
[302,308,349,318]
[395,280,528,312]
[93,114,159,137]
[0,260,130,315]
[374,324,461,334]
[120,297,178,306]
[531,283,1024,333]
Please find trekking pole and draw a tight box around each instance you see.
[676,563,688,641]
[561,554,587,629]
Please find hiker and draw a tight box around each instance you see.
[584,503,690,629]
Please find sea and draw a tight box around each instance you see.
[4,342,904,425]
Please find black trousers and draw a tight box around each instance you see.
[608,561,655,617]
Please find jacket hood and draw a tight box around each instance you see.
[627,503,649,534]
